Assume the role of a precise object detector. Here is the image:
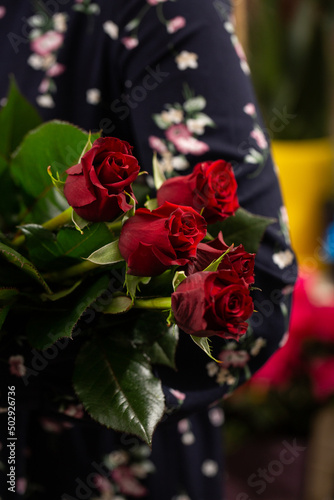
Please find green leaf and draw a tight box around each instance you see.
[0,287,19,304]
[19,222,112,269]
[10,121,99,223]
[73,336,165,445]
[190,335,221,363]
[0,304,10,332]
[152,152,166,190]
[40,279,82,302]
[146,326,179,369]
[125,274,151,300]
[103,294,133,314]
[72,210,90,234]
[0,77,42,161]
[27,274,110,349]
[86,240,124,265]
[208,207,275,253]
[144,198,158,211]
[0,243,52,293]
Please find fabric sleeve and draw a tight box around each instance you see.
[101,0,298,417]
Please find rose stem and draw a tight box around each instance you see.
[133,297,172,310]
[43,259,100,282]
[11,207,73,247]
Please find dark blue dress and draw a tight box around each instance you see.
[0,1,297,499]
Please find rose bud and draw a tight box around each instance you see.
[185,231,255,285]
[171,269,254,340]
[157,159,239,223]
[64,137,140,222]
[118,202,207,277]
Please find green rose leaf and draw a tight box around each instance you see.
[190,335,221,363]
[0,243,52,293]
[86,240,124,265]
[27,274,110,349]
[146,326,179,370]
[73,335,165,445]
[10,121,100,223]
[20,223,113,269]
[208,207,275,253]
[103,294,133,314]
[0,77,42,161]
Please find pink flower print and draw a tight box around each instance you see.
[169,388,186,401]
[167,16,186,34]
[9,355,26,377]
[94,475,113,494]
[121,37,139,50]
[243,103,256,116]
[250,126,268,149]
[147,0,167,5]
[165,123,191,144]
[149,135,167,154]
[16,478,27,495]
[165,123,209,155]
[31,30,64,56]
[38,78,49,94]
[46,62,66,77]
[219,350,250,368]
[111,466,148,497]
[0,6,6,18]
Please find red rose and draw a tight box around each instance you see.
[157,160,239,223]
[171,269,254,340]
[118,202,207,276]
[185,232,255,285]
[64,137,140,222]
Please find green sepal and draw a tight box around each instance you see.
[190,335,221,363]
[203,248,231,272]
[72,210,90,234]
[152,151,166,190]
[47,165,65,195]
[125,272,151,301]
[144,198,158,211]
[172,270,187,291]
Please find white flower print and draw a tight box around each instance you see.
[175,50,198,70]
[279,331,289,348]
[208,407,225,427]
[86,88,101,105]
[28,53,44,70]
[272,249,295,269]
[219,350,250,368]
[103,20,119,40]
[171,155,189,171]
[186,113,214,135]
[177,419,190,433]
[201,460,219,477]
[206,361,219,377]
[53,13,68,33]
[160,108,184,125]
[250,337,267,356]
[181,432,195,446]
[36,94,55,108]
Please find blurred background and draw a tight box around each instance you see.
[223,1,334,499]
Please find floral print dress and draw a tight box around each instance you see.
[0,1,297,499]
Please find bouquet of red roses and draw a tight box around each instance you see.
[0,81,272,444]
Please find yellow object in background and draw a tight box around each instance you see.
[272,139,334,268]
